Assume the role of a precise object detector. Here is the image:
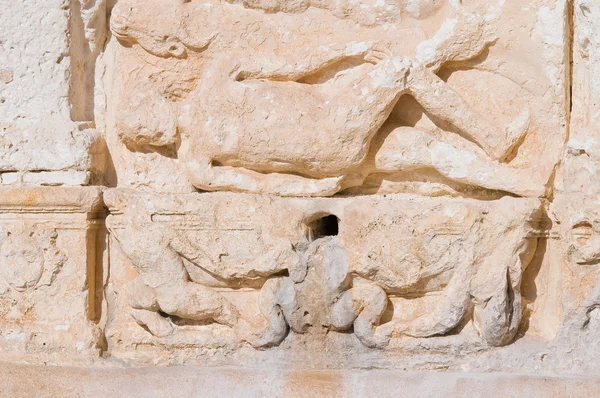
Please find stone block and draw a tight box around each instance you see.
[0,187,105,363]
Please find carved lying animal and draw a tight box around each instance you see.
[104,189,308,347]
[336,196,544,347]
[246,196,544,348]
[111,0,543,197]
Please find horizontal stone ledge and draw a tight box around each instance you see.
[0,186,104,214]
[1,362,599,398]
[0,170,92,187]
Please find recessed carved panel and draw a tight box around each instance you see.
[105,0,567,198]
[105,189,545,366]
[0,188,104,363]
[95,0,577,372]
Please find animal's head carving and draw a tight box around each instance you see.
[110,0,215,58]
[564,214,600,265]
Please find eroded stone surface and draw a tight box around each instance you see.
[103,188,544,367]
[104,0,567,197]
[0,187,104,363]
[6,0,600,392]
[0,0,106,181]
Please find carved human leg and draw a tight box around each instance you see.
[232,44,386,82]
[183,155,344,197]
[374,127,546,197]
[405,64,530,161]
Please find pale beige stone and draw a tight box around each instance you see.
[20,170,92,186]
[104,0,567,197]
[103,188,543,364]
[7,0,600,394]
[0,1,106,181]
[2,362,600,398]
[0,187,105,364]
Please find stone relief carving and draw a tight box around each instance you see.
[105,190,544,352]
[0,188,104,363]
[105,189,307,347]
[14,0,600,385]
[95,0,571,366]
[338,197,544,348]
[107,0,563,197]
[551,195,600,330]
[0,224,66,293]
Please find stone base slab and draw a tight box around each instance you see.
[1,362,599,398]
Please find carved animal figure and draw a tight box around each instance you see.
[111,0,544,197]
[341,197,543,347]
[251,198,543,348]
[105,190,307,346]
[553,195,600,330]
[235,198,543,348]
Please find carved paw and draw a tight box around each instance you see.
[355,324,391,349]
[234,316,288,348]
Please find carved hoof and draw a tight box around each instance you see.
[494,109,531,162]
[130,308,174,338]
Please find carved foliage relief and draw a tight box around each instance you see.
[0,220,101,361]
[0,224,66,293]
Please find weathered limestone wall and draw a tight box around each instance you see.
[2,0,600,395]
[0,1,108,186]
